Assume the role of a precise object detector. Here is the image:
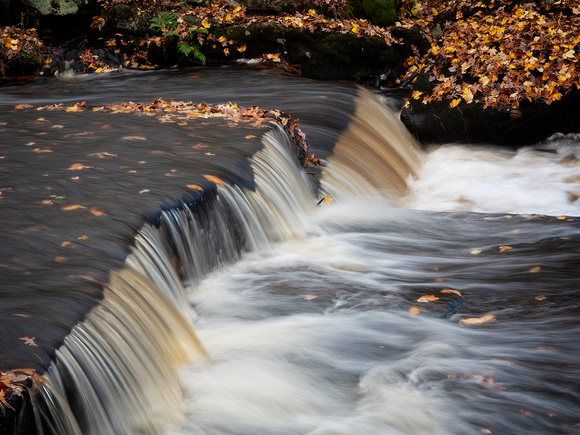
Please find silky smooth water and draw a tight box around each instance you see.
[1,67,579,434]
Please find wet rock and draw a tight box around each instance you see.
[15,0,101,16]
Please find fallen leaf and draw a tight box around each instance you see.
[61,205,87,211]
[409,307,421,315]
[529,266,541,273]
[535,295,547,301]
[122,136,147,141]
[19,337,38,347]
[187,184,203,190]
[245,135,256,139]
[499,246,513,252]
[303,294,317,300]
[88,152,117,159]
[317,194,333,206]
[139,189,150,194]
[417,295,439,302]
[68,163,92,170]
[77,235,88,240]
[61,241,71,247]
[459,315,496,325]
[32,148,52,153]
[89,208,105,216]
[15,104,33,110]
[470,249,482,255]
[441,289,462,297]
[54,257,67,263]
[203,175,224,186]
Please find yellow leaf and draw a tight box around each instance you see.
[78,235,89,240]
[317,194,333,206]
[535,295,547,301]
[411,91,423,100]
[462,86,474,104]
[224,47,230,56]
[237,44,247,53]
[351,23,359,34]
[409,307,420,315]
[499,245,513,252]
[201,18,211,28]
[459,315,496,325]
[203,175,224,186]
[62,205,87,211]
[187,184,203,190]
[245,135,256,139]
[449,98,461,108]
[417,295,439,303]
[441,289,462,297]
[68,163,92,170]
[479,76,490,86]
[217,36,227,43]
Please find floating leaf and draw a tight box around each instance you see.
[245,135,256,139]
[535,295,547,301]
[187,184,203,190]
[303,295,317,300]
[203,175,224,186]
[77,235,88,240]
[122,136,147,141]
[499,245,513,252]
[409,307,421,315]
[15,104,33,110]
[417,295,439,302]
[459,315,496,325]
[529,266,541,273]
[89,208,105,216]
[68,163,92,170]
[62,205,87,211]
[19,337,38,347]
[470,249,482,255]
[441,289,462,297]
[317,194,333,206]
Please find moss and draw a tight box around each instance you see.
[347,0,397,27]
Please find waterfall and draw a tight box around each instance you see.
[18,90,421,433]
[321,87,422,199]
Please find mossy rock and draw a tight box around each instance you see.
[347,0,397,27]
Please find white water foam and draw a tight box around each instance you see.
[403,141,580,216]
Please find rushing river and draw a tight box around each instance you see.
[1,66,579,434]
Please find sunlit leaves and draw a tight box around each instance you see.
[459,314,496,325]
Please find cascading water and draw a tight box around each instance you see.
[1,68,578,434]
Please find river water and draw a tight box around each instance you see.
[1,66,579,434]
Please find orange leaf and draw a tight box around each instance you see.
[15,104,33,110]
[89,207,105,216]
[459,315,496,325]
[187,184,203,190]
[409,307,420,315]
[535,295,547,301]
[19,337,38,347]
[245,135,256,139]
[203,175,224,186]
[499,245,513,252]
[61,205,87,211]
[441,289,462,297]
[417,295,439,302]
[78,235,88,240]
[529,266,541,273]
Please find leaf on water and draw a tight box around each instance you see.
[441,289,462,297]
[417,295,439,302]
[61,205,87,211]
[470,249,482,255]
[529,266,541,273]
[61,241,71,247]
[535,295,547,301]
[556,216,566,220]
[303,294,317,300]
[317,194,333,206]
[245,135,256,139]
[13,314,30,318]
[19,337,38,347]
[204,152,216,156]
[499,245,513,252]
[139,189,150,194]
[77,235,88,240]
[237,45,247,53]
[88,152,117,159]
[122,136,147,141]
[15,104,33,110]
[409,307,421,315]
[187,184,203,190]
[459,315,496,325]
[89,208,105,216]
[203,175,224,186]
[68,163,92,170]
[32,148,52,153]
[54,257,68,263]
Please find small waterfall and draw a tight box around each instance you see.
[321,87,422,199]
[38,127,317,433]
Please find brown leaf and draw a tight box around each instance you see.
[529,266,541,273]
[19,337,38,347]
[89,207,105,216]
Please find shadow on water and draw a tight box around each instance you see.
[0,66,579,434]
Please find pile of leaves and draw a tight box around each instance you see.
[37,99,315,165]
[399,0,580,108]
[0,26,44,77]
[0,369,45,411]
